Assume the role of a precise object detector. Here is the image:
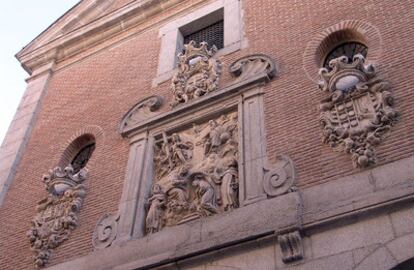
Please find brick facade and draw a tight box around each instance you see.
[0,1,413,269]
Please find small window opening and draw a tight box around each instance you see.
[71,143,95,173]
[323,42,368,69]
[183,20,224,50]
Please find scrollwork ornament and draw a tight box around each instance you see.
[263,154,297,197]
[318,54,399,168]
[92,213,120,250]
[27,165,87,268]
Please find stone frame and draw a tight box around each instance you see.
[153,0,244,86]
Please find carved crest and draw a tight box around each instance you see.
[146,112,238,233]
[27,165,87,268]
[171,41,222,107]
[318,55,398,168]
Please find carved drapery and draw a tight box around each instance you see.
[27,165,87,268]
[319,54,398,168]
[171,41,222,107]
[146,112,238,233]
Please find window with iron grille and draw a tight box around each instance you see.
[183,20,224,50]
[323,42,368,69]
[71,143,95,173]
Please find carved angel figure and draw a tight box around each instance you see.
[145,184,166,234]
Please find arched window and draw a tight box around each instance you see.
[59,134,96,173]
[323,42,368,69]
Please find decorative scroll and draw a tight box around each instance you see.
[263,155,297,197]
[319,54,398,168]
[146,112,238,233]
[229,54,276,82]
[120,95,163,133]
[278,231,304,263]
[92,213,120,250]
[27,165,87,268]
[171,41,222,107]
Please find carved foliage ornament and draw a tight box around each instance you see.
[318,54,398,168]
[146,112,238,233]
[27,165,87,268]
[171,41,222,107]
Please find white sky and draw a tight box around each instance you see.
[0,1,79,145]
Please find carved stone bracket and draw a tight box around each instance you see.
[263,154,297,197]
[229,54,276,83]
[170,41,222,107]
[92,213,120,250]
[27,165,87,268]
[278,230,304,263]
[318,54,399,168]
[119,95,163,135]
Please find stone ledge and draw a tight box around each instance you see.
[46,192,301,270]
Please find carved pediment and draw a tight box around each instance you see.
[119,96,163,135]
[318,55,398,168]
[229,54,276,82]
[27,165,87,268]
[170,41,222,107]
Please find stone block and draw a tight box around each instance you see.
[354,247,397,270]
[286,251,354,270]
[372,155,414,190]
[310,214,394,258]
[389,206,414,237]
[386,231,414,264]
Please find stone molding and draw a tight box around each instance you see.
[16,0,188,74]
[45,154,414,270]
[119,96,164,135]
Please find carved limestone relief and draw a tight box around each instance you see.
[92,213,120,250]
[170,41,222,107]
[318,54,398,168]
[27,165,87,268]
[120,95,163,134]
[229,54,276,82]
[278,231,304,263]
[146,111,238,233]
[263,154,297,197]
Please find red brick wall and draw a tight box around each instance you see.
[1,0,413,269]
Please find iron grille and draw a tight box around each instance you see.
[324,42,368,69]
[184,20,224,50]
[71,143,95,173]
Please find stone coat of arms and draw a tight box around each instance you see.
[27,165,87,268]
[318,54,398,168]
[170,40,221,107]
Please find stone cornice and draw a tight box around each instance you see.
[16,0,186,75]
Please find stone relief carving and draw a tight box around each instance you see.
[27,165,87,268]
[120,95,163,133]
[263,154,297,197]
[171,41,222,107]
[92,213,120,250]
[278,231,304,263]
[318,54,398,168]
[146,112,238,233]
[229,54,276,82]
